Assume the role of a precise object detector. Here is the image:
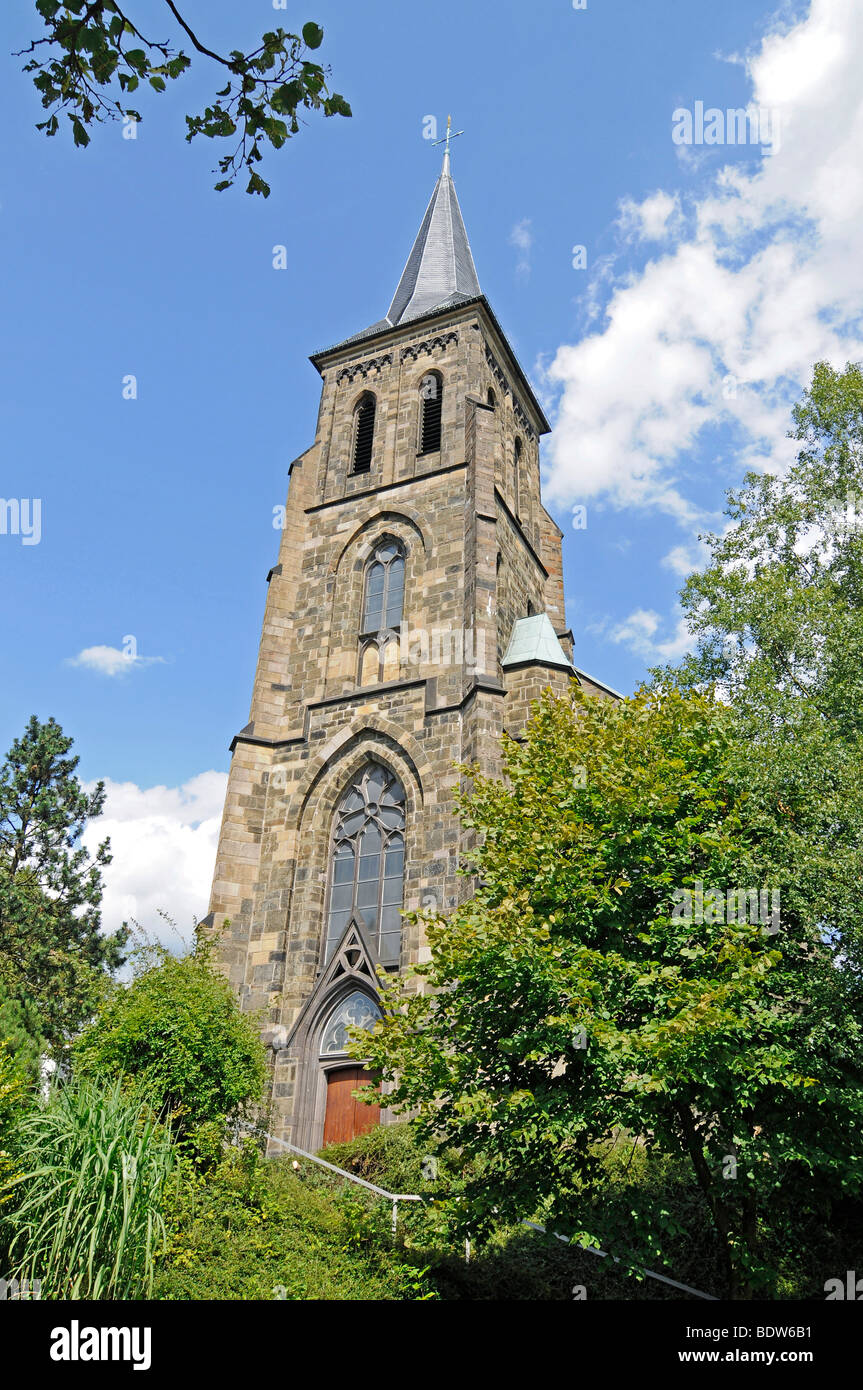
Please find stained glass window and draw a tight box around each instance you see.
[320,990,383,1056]
[325,764,406,966]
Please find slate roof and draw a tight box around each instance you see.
[311,151,481,358]
[386,151,481,325]
[308,154,551,434]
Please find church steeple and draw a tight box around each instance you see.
[384,144,481,328]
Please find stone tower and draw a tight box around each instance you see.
[204,147,614,1150]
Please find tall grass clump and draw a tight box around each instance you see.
[5,1076,175,1299]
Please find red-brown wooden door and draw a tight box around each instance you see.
[323,1066,380,1146]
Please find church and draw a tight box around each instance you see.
[203,137,616,1152]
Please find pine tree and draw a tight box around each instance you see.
[0,716,127,1050]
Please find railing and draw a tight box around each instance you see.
[521,1220,717,1301]
[245,1123,717,1300]
[242,1125,422,1236]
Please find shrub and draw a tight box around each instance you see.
[155,1142,439,1301]
[4,1077,175,1299]
[73,941,267,1143]
[0,1040,28,1218]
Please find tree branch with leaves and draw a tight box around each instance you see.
[17,1,351,196]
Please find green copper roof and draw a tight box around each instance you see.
[501,614,575,671]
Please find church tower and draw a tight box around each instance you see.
[205,143,612,1150]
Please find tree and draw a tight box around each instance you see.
[73,936,267,1143]
[665,359,863,1033]
[17,2,351,196]
[360,687,863,1297]
[674,361,863,742]
[0,716,126,1050]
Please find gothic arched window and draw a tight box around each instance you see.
[359,539,405,685]
[418,372,443,455]
[487,387,496,409]
[320,991,383,1056]
[351,392,376,474]
[325,764,406,966]
[514,436,523,517]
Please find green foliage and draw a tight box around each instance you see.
[675,361,863,738]
[0,1041,29,1214]
[0,715,127,1050]
[73,938,267,1143]
[155,1141,439,1301]
[359,685,863,1296]
[665,361,863,987]
[19,2,351,195]
[3,1077,175,1299]
[0,984,45,1086]
[321,1118,439,1194]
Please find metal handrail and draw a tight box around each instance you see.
[521,1220,717,1301]
[239,1123,421,1236]
[244,1123,717,1298]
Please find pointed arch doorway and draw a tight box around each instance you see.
[320,988,382,1146]
[323,1066,380,1145]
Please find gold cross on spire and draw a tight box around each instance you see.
[432,114,464,171]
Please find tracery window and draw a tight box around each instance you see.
[320,991,383,1056]
[325,764,406,966]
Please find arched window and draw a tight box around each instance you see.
[359,539,405,685]
[514,436,523,516]
[325,764,406,966]
[487,387,496,409]
[351,392,376,474]
[418,372,443,455]
[320,991,382,1056]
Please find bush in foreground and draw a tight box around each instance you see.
[3,1077,175,1299]
[73,939,267,1153]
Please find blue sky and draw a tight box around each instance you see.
[2,0,860,933]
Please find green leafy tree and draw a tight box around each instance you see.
[17,1,351,196]
[664,359,863,1045]
[0,716,126,1050]
[360,687,863,1297]
[675,361,863,740]
[73,937,267,1144]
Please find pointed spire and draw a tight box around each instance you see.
[385,130,481,328]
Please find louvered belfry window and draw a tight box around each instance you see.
[352,393,376,474]
[514,436,523,516]
[325,764,406,966]
[418,372,443,455]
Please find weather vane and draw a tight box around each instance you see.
[432,114,464,164]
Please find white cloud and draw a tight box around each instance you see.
[509,218,534,277]
[610,608,694,663]
[68,645,165,677]
[661,542,709,578]
[82,772,228,948]
[545,0,863,530]
[617,189,683,242]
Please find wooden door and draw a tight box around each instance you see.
[323,1066,380,1146]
